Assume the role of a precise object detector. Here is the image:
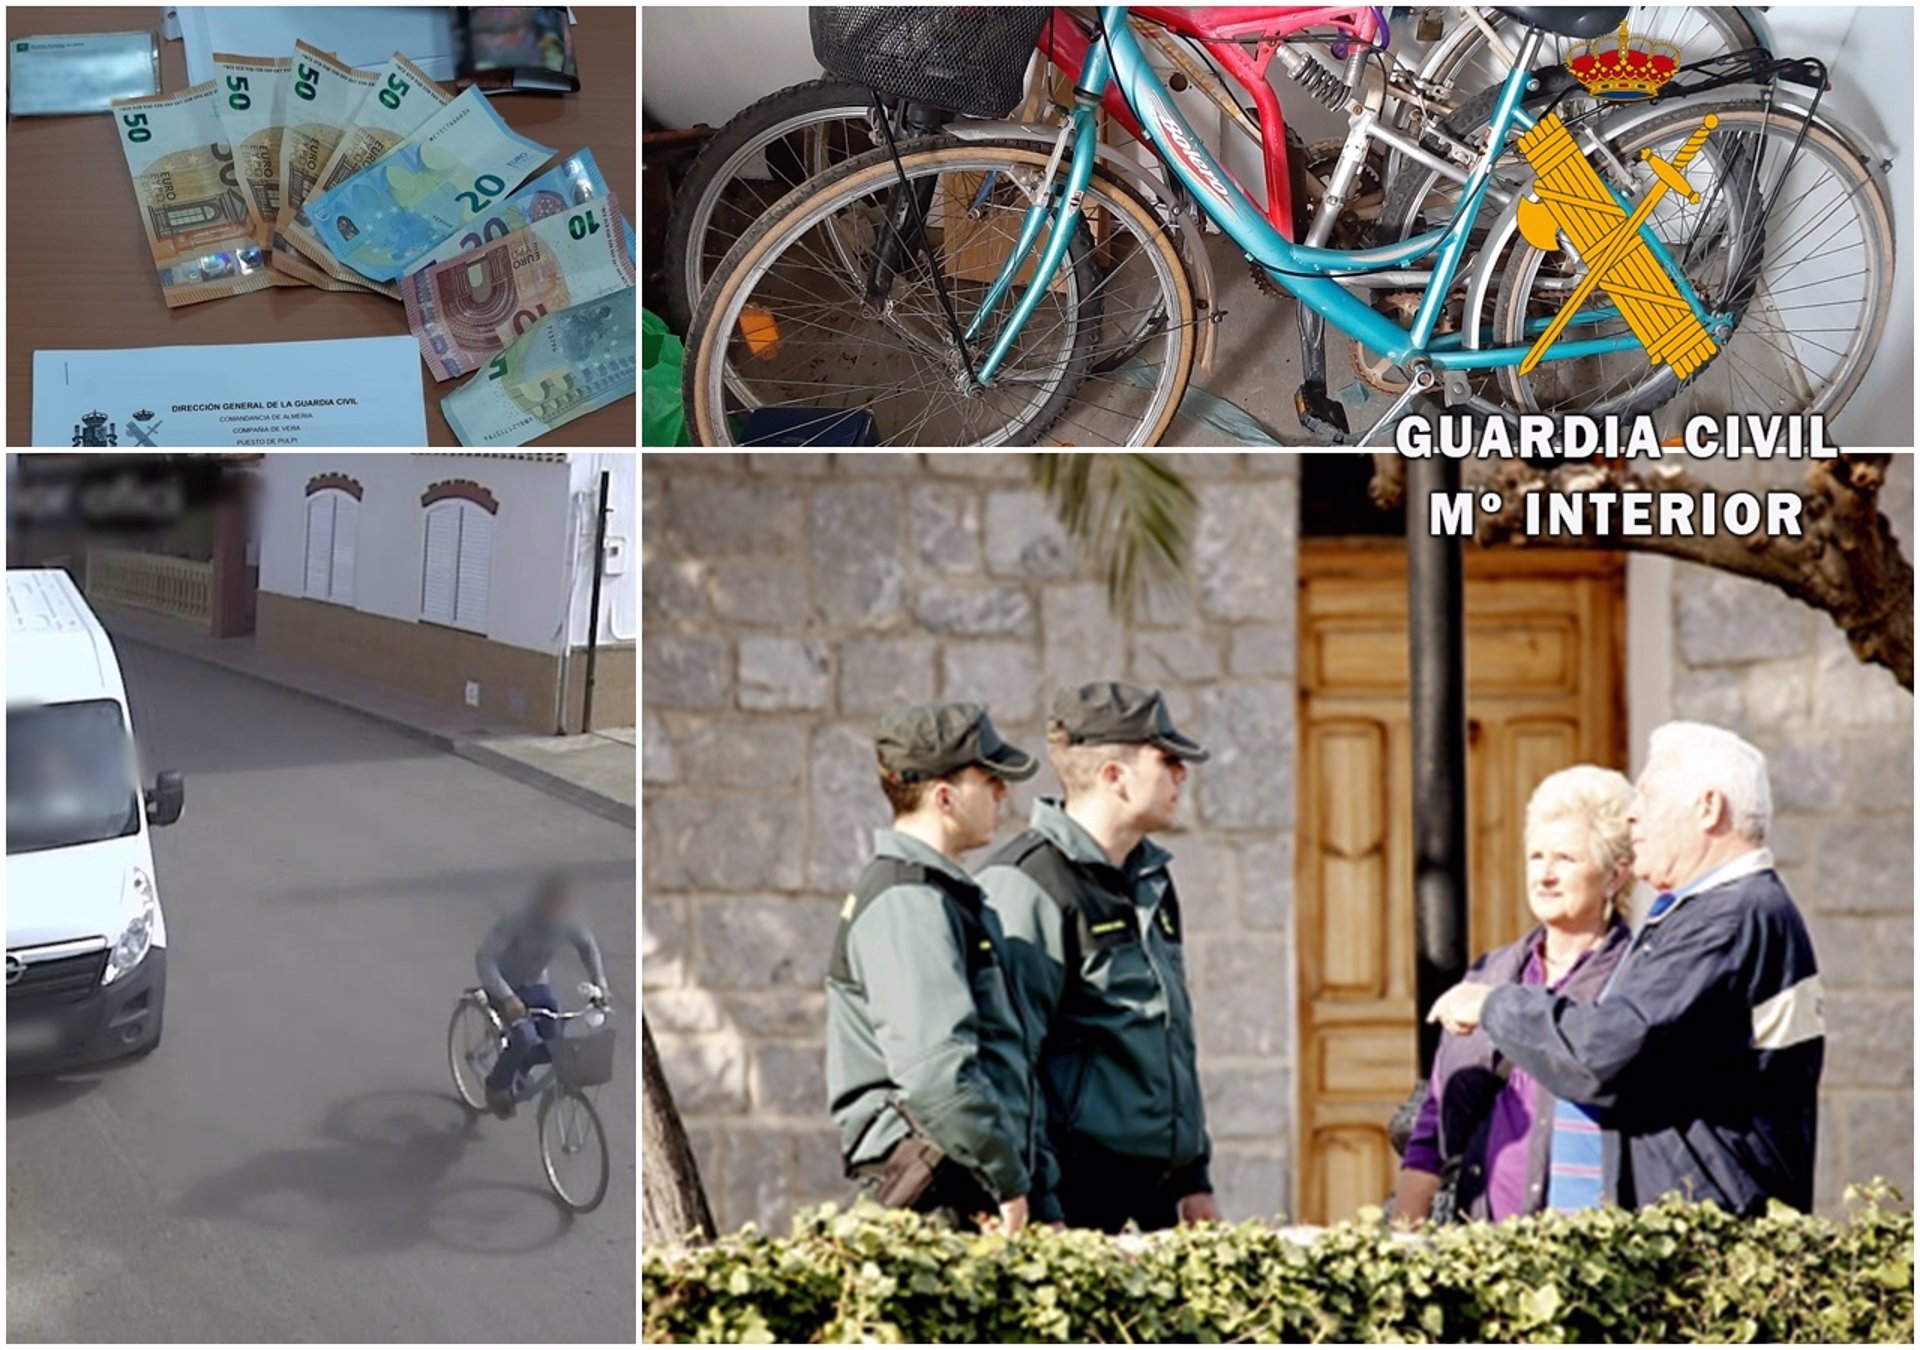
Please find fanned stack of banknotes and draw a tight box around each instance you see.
[109,40,637,447]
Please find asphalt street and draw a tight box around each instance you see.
[7,642,637,1342]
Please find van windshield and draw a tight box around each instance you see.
[6,700,141,855]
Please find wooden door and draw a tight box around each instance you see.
[1295,542,1625,1224]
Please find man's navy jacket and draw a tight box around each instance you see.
[1482,852,1825,1215]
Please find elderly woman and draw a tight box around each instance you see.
[1390,765,1636,1223]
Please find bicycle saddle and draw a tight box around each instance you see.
[1494,7,1632,40]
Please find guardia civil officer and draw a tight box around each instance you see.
[825,702,1040,1231]
[980,681,1220,1232]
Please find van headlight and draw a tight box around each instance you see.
[102,868,157,986]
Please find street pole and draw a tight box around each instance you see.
[581,469,610,734]
[1407,455,1469,1080]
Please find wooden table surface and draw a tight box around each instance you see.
[6,6,636,447]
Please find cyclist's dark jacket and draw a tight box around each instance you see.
[979,799,1211,1222]
[1483,852,1825,1215]
[825,829,1032,1203]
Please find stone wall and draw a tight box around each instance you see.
[1663,456,1914,1214]
[643,452,1302,1232]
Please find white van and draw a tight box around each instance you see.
[6,568,182,1072]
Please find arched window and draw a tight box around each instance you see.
[303,488,358,603]
[421,499,493,631]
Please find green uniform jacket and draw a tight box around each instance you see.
[980,799,1212,1219]
[824,829,1033,1203]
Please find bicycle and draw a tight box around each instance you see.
[446,981,615,1213]
[663,7,1777,344]
[683,6,1892,447]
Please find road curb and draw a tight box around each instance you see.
[111,631,636,829]
[450,739,637,830]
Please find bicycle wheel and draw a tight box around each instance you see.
[1491,101,1894,426]
[447,999,498,1113]
[685,136,1196,447]
[663,79,882,336]
[537,1086,609,1213]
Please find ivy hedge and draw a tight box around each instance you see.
[643,1183,1911,1343]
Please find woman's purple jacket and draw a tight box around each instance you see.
[1401,920,1631,1221]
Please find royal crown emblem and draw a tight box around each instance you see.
[1567,21,1682,100]
[133,409,155,422]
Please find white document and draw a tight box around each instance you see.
[34,336,427,447]
[177,6,460,86]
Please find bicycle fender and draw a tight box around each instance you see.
[944,119,1220,374]
[1590,95,1895,182]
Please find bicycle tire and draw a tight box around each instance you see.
[447,999,497,1114]
[686,137,1196,447]
[1491,101,1893,424]
[538,1087,610,1213]
[662,78,882,336]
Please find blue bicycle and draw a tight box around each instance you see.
[447,982,615,1212]
[685,5,1891,446]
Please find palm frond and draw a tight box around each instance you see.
[1030,453,1196,615]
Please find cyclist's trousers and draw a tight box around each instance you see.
[486,982,559,1092]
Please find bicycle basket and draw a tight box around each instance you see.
[809,6,1049,119]
[549,1026,617,1088]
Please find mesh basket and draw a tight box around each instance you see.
[548,1025,617,1088]
[810,7,1049,119]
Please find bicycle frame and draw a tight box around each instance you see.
[975,6,1712,384]
[1039,6,1385,240]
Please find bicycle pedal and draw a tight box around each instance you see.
[1295,381,1351,443]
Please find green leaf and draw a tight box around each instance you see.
[1030,453,1196,615]
[1523,1283,1563,1324]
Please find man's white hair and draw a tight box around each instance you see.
[1646,721,1772,842]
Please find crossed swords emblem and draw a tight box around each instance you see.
[1514,111,1721,379]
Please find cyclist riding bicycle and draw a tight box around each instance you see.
[475,873,611,1119]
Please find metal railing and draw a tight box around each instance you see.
[85,548,213,627]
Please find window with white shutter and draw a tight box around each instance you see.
[304,495,334,597]
[304,489,358,604]
[329,494,357,604]
[422,504,460,625]
[453,505,492,631]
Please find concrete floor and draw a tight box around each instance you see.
[1161,231,1390,447]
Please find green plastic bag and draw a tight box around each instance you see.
[642,308,690,446]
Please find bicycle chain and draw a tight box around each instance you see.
[1247,139,1383,301]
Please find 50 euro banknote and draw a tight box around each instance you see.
[111,80,274,307]
[210,53,305,287]
[404,195,634,381]
[442,287,636,447]
[300,85,555,283]
[281,52,453,299]
[271,41,382,291]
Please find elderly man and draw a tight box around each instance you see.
[1427,721,1825,1215]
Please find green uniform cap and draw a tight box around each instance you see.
[1049,681,1210,762]
[875,702,1038,783]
